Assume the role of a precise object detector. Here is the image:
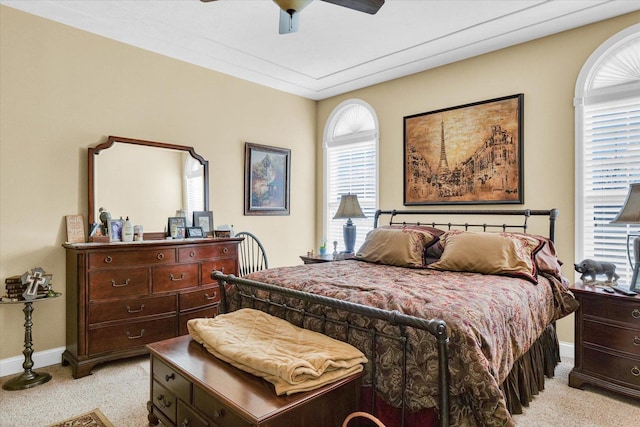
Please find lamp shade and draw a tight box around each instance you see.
[611,183,640,224]
[333,194,366,219]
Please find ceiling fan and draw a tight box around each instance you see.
[200,0,385,34]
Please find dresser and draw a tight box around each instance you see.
[147,335,362,427]
[568,282,640,398]
[62,238,241,378]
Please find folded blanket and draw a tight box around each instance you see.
[188,308,367,395]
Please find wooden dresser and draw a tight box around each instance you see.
[569,282,640,398]
[62,238,241,378]
[147,335,362,427]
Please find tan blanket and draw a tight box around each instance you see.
[187,309,367,395]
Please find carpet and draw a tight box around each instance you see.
[47,409,115,427]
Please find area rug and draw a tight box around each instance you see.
[47,409,115,427]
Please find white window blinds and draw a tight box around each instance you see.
[581,98,640,282]
[325,101,378,252]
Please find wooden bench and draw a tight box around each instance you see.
[147,335,362,427]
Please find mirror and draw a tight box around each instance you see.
[89,136,209,239]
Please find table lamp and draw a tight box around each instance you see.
[611,182,640,291]
[333,194,366,254]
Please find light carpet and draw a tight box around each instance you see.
[1,355,638,426]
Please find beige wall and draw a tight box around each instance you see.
[316,10,640,344]
[0,6,316,359]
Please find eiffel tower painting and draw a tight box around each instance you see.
[403,94,523,205]
[437,120,451,176]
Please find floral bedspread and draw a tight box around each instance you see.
[232,260,578,426]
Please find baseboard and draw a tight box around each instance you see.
[0,346,65,377]
[559,340,574,362]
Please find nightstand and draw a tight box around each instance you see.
[568,282,640,399]
[299,254,354,264]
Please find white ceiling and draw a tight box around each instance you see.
[2,0,639,100]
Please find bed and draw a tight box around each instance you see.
[210,209,579,427]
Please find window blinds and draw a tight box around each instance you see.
[582,98,640,281]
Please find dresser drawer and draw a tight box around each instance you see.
[88,248,176,269]
[582,297,640,327]
[193,384,251,427]
[153,263,199,293]
[584,319,640,355]
[179,306,219,336]
[88,268,149,300]
[153,358,192,400]
[88,316,176,355]
[178,244,237,262]
[89,294,177,324]
[583,346,640,389]
[152,380,177,424]
[180,287,220,312]
[177,400,210,427]
[202,259,237,285]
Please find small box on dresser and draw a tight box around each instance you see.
[62,238,241,378]
[569,281,640,398]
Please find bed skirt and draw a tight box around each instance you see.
[360,323,560,427]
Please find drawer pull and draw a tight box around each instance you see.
[189,251,196,257]
[633,309,640,319]
[104,256,113,264]
[165,373,175,382]
[634,336,640,346]
[205,291,217,301]
[211,409,224,419]
[181,419,191,427]
[222,247,229,254]
[632,366,640,377]
[157,253,165,260]
[126,304,144,313]
[126,329,145,339]
[110,278,130,288]
[156,394,172,408]
[169,273,186,281]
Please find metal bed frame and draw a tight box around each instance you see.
[213,209,559,427]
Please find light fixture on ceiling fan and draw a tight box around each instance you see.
[200,0,385,34]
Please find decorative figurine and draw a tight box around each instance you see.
[574,259,620,283]
[99,207,111,234]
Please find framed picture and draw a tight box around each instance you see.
[404,94,524,205]
[186,226,204,238]
[193,211,214,236]
[107,219,124,242]
[175,226,186,239]
[168,216,187,238]
[244,142,291,216]
[65,214,85,243]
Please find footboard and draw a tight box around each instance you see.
[212,271,450,427]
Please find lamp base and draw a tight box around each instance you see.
[342,220,357,254]
[630,236,640,291]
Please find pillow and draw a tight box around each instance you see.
[427,231,543,283]
[377,225,445,265]
[355,227,438,267]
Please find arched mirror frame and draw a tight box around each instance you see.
[88,135,209,240]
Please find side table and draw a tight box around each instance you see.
[1,293,61,391]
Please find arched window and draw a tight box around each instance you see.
[575,24,640,282]
[324,100,379,253]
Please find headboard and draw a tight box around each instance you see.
[373,209,559,242]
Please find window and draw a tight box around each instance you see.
[324,100,379,252]
[575,24,640,283]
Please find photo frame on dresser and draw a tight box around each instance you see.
[168,216,186,239]
[404,93,524,205]
[107,219,124,242]
[193,211,214,237]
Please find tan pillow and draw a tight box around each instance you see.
[355,227,437,267]
[428,231,542,283]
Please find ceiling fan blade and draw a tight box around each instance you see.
[320,0,385,14]
[279,9,300,34]
[199,0,218,2]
